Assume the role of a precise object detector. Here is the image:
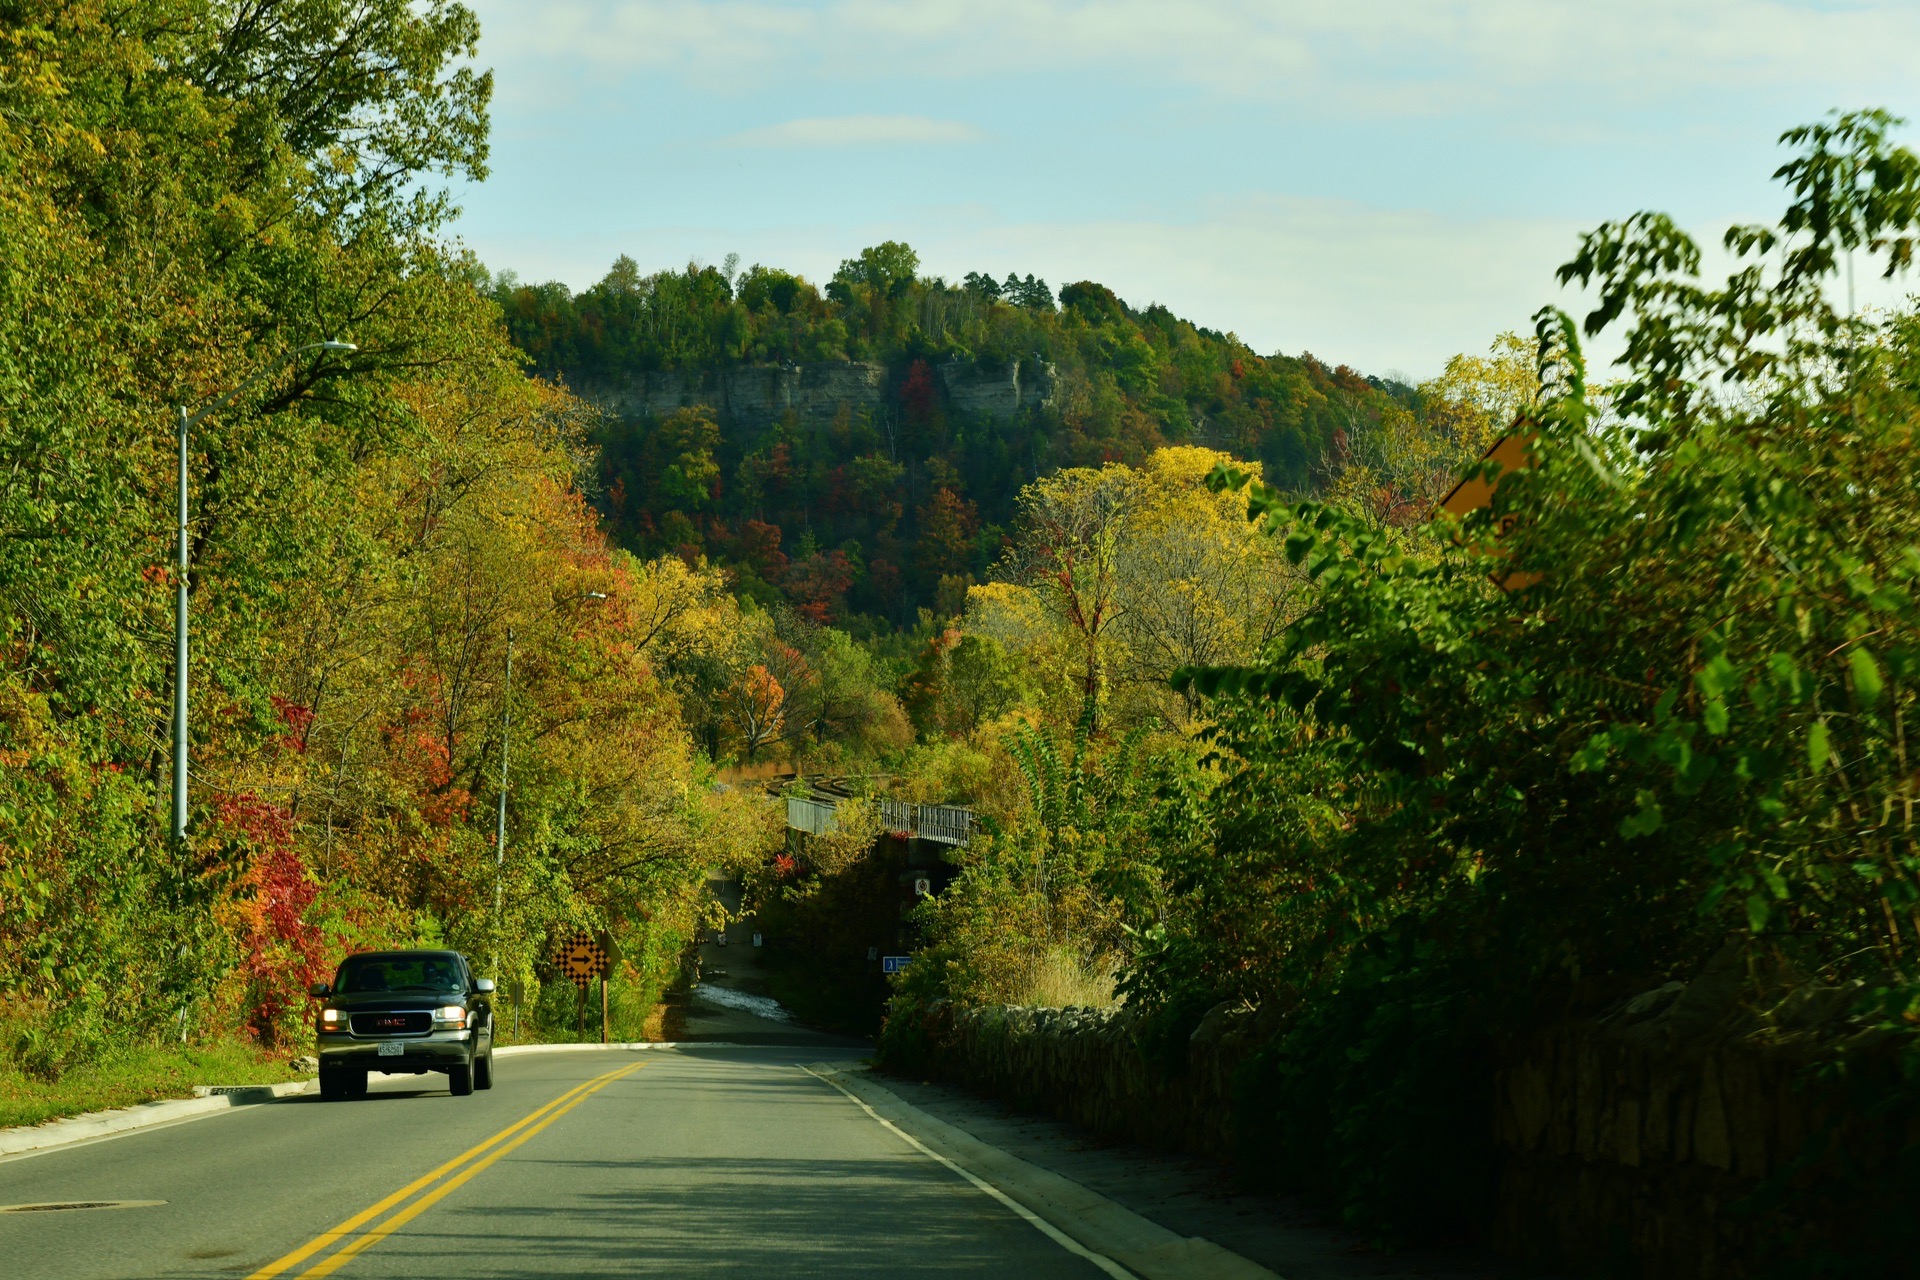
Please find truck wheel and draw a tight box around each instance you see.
[345,1068,368,1099]
[319,1067,345,1101]
[474,1047,494,1090]
[448,1059,474,1096]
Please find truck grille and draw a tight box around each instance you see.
[348,1011,431,1036]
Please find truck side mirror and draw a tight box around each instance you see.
[307,981,330,997]
[473,978,496,993]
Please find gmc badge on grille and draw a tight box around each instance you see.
[378,1016,405,1027]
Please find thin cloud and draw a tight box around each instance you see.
[475,0,1920,108]
[721,115,985,148]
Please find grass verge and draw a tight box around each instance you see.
[0,1041,304,1131]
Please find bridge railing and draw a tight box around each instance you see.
[878,799,973,847]
[785,796,840,837]
[784,794,973,847]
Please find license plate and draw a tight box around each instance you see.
[378,1041,404,1057]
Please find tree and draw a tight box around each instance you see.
[1420,331,1540,455]
[830,241,921,300]
[622,554,737,666]
[649,406,723,514]
[785,550,856,625]
[962,271,1003,301]
[915,488,980,588]
[962,450,1295,726]
[1111,448,1297,717]
[905,630,1033,738]
[724,666,787,763]
[1004,273,1055,310]
[783,625,912,755]
[1002,466,1136,727]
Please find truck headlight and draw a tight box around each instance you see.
[319,1008,344,1032]
[432,1006,467,1029]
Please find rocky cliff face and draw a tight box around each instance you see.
[580,357,1055,427]
[936,357,1056,421]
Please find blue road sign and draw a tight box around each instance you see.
[882,955,912,974]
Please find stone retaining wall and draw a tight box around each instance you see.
[1490,960,1918,1277]
[891,1001,1268,1161]
[883,961,1918,1277]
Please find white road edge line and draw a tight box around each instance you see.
[800,1064,1139,1280]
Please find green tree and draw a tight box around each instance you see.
[830,241,920,300]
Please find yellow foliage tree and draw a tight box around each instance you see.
[969,447,1299,727]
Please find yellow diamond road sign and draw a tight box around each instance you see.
[554,932,608,986]
[1435,429,1543,592]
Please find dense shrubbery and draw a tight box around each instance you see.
[1169,111,1920,1012]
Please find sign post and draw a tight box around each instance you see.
[552,931,610,1043]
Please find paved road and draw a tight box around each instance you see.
[1,1037,1120,1279]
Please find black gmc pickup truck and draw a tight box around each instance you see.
[308,950,495,1101]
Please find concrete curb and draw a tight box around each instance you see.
[0,1080,313,1160]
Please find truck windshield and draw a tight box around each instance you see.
[335,956,464,994]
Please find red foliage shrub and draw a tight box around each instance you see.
[271,695,313,753]
[215,794,328,1047]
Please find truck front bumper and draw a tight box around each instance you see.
[316,1029,473,1073]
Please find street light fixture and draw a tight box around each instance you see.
[170,341,357,847]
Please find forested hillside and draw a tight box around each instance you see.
[490,249,1429,625]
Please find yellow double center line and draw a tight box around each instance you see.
[248,1061,646,1280]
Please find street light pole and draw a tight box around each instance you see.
[491,591,607,988]
[172,406,191,846]
[170,341,356,847]
[495,625,514,924]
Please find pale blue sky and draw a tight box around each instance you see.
[453,0,1920,378]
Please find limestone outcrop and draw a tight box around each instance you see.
[580,357,1056,428]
